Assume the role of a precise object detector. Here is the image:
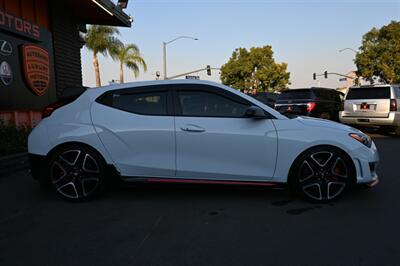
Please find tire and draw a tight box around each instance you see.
[48,144,107,201]
[394,127,400,136]
[319,112,331,120]
[377,126,395,134]
[289,146,355,202]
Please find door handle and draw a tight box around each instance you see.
[180,125,206,132]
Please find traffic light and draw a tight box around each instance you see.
[206,65,211,76]
[313,73,316,80]
[324,71,328,79]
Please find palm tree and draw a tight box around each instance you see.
[110,43,147,83]
[83,25,120,87]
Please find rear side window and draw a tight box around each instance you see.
[312,90,327,100]
[395,87,400,98]
[278,90,312,100]
[178,91,249,117]
[346,87,391,100]
[313,89,337,101]
[253,93,277,103]
[103,91,168,115]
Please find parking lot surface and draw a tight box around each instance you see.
[1,135,400,266]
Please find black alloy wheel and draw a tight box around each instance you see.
[49,145,106,201]
[291,146,355,202]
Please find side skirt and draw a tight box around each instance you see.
[121,176,286,189]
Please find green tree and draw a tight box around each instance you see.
[220,45,290,92]
[110,42,147,83]
[83,25,120,87]
[355,21,400,84]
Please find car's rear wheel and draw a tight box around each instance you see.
[48,145,106,201]
[290,146,355,202]
[395,127,400,136]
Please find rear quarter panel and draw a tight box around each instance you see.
[28,93,115,166]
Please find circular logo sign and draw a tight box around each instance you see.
[0,40,12,56]
[0,61,13,86]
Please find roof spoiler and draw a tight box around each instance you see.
[59,86,88,100]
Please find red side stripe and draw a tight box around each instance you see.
[147,178,276,186]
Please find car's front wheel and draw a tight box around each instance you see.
[319,112,332,120]
[290,146,355,202]
[48,145,106,201]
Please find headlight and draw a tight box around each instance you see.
[349,132,372,148]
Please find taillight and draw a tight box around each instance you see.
[307,102,316,113]
[390,99,397,112]
[42,101,67,118]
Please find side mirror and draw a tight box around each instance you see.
[244,106,267,119]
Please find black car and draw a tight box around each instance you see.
[274,87,344,121]
[247,92,278,107]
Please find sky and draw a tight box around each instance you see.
[81,0,400,89]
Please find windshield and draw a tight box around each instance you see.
[278,90,312,100]
[346,87,391,100]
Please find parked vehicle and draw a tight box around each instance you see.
[28,80,379,202]
[275,87,344,121]
[247,92,278,108]
[340,84,400,134]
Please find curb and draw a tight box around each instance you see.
[0,152,30,177]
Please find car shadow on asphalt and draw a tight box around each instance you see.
[97,182,375,216]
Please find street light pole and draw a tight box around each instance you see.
[163,42,167,80]
[339,48,358,53]
[338,48,360,86]
[162,36,198,80]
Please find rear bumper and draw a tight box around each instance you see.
[339,112,400,127]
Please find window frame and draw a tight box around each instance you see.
[95,83,276,119]
[172,84,262,118]
[345,86,391,100]
[95,85,174,116]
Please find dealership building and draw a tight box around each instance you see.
[0,0,131,127]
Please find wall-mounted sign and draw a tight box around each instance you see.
[0,40,12,56]
[21,44,50,96]
[0,10,40,40]
[0,8,56,111]
[0,61,12,86]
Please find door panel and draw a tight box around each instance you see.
[90,92,175,178]
[175,117,277,181]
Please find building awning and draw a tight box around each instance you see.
[62,0,132,27]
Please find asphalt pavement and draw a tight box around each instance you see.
[0,135,399,266]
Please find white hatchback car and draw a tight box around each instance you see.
[28,80,379,202]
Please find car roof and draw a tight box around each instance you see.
[281,87,336,92]
[83,79,288,119]
[87,79,224,92]
[349,84,398,89]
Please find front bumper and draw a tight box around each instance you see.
[352,141,379,185]
[365,178,379,188]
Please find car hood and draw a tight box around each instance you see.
[295,116,357,132]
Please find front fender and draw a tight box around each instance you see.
[272,119,378,183]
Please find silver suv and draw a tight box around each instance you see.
[340,84,400,134]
